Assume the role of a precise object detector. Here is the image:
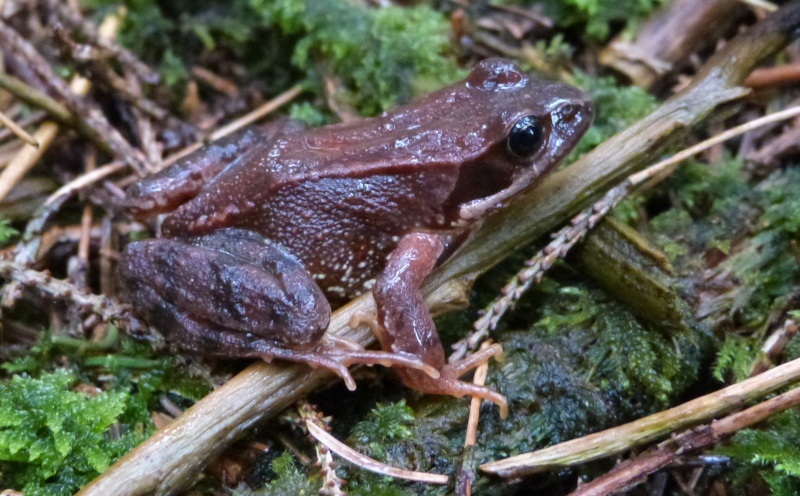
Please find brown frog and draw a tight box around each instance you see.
[119,59,593,416]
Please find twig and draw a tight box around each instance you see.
[0,160,124,306]
[0,14,123,202]
[298,402,345,496]
[456,341,493,496]
[46,1,159,85]
[0,258,136,327]
[0,17,150,174]
[479,355,800,478]
[0,107,37,146]
[568,384,800,496]
[160,85,304,168]
[746,63,800,87]
[740,0,779,12]
[46,161,125,208]
[0,73,113,155]
[305,418,449,485]
[0,122,60,202]
[751,318,799,376]
[0,110,44,144]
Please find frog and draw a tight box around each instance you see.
[118,58,593,416]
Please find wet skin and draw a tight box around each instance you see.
[118,59,593,415]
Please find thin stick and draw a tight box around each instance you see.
[44,161,126,207]
[740,0,779,12]
[0,122,60,202]
[458,342,492,496]
[480,355,800,478]
[0,14,120,203]
[628,104,800,187]
[0,107,38,146]
[465,344,491,448]
[160,85,303,168]
[569,384,800,496]
[305,420,449,485]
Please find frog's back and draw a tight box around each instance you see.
[160,139,467,300]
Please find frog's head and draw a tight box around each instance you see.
[439,58,594,222]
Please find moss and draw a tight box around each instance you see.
[0,370,143,496]
[569,73,658,161]
[0,332,212,494]
[251,0,463,115]
[716,410,800,496]
[243,452,320,495]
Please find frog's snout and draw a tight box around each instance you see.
[553,96,594,139]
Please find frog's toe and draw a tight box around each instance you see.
[449,342,504,376]
[396,366,508,418]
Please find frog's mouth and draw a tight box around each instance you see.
[456,97,594,222]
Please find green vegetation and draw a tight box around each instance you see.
[717,410,800,496]
[84,0,459,116]
[251,0,463,115]
[0,333,211,494]
[0,370,139,496]
[237,452,320,495]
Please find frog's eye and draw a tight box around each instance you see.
[507,116,546,158]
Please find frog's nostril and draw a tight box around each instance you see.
[556,99,594,128]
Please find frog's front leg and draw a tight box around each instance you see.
[374,232,509,417]
[119,228,437,389]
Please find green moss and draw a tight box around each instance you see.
[482,283,704,455]
[0,219,19,247]
[246,452,319,495]
[82,0,460,116]
[716,410,800,496]
[252,0,462,115]
[569,74,658,160]
[0,370,144,496]
[350,401,416,459]
[713,334,757,383]
[0,331,212,494]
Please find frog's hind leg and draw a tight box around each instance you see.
[119,228,439,389]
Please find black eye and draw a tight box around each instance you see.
[507,116,545,157]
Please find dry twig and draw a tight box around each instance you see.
[0,108,37,146]
[480,354,800,478]
[306,417,449,486]
[569,382,800,495]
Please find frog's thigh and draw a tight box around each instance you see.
[119,228,330,351]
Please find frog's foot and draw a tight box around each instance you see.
[256,346,360,390]
[258,343,440,391]
[397,366,509,418]
[448,342,505,376]
[394,344,508,418]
